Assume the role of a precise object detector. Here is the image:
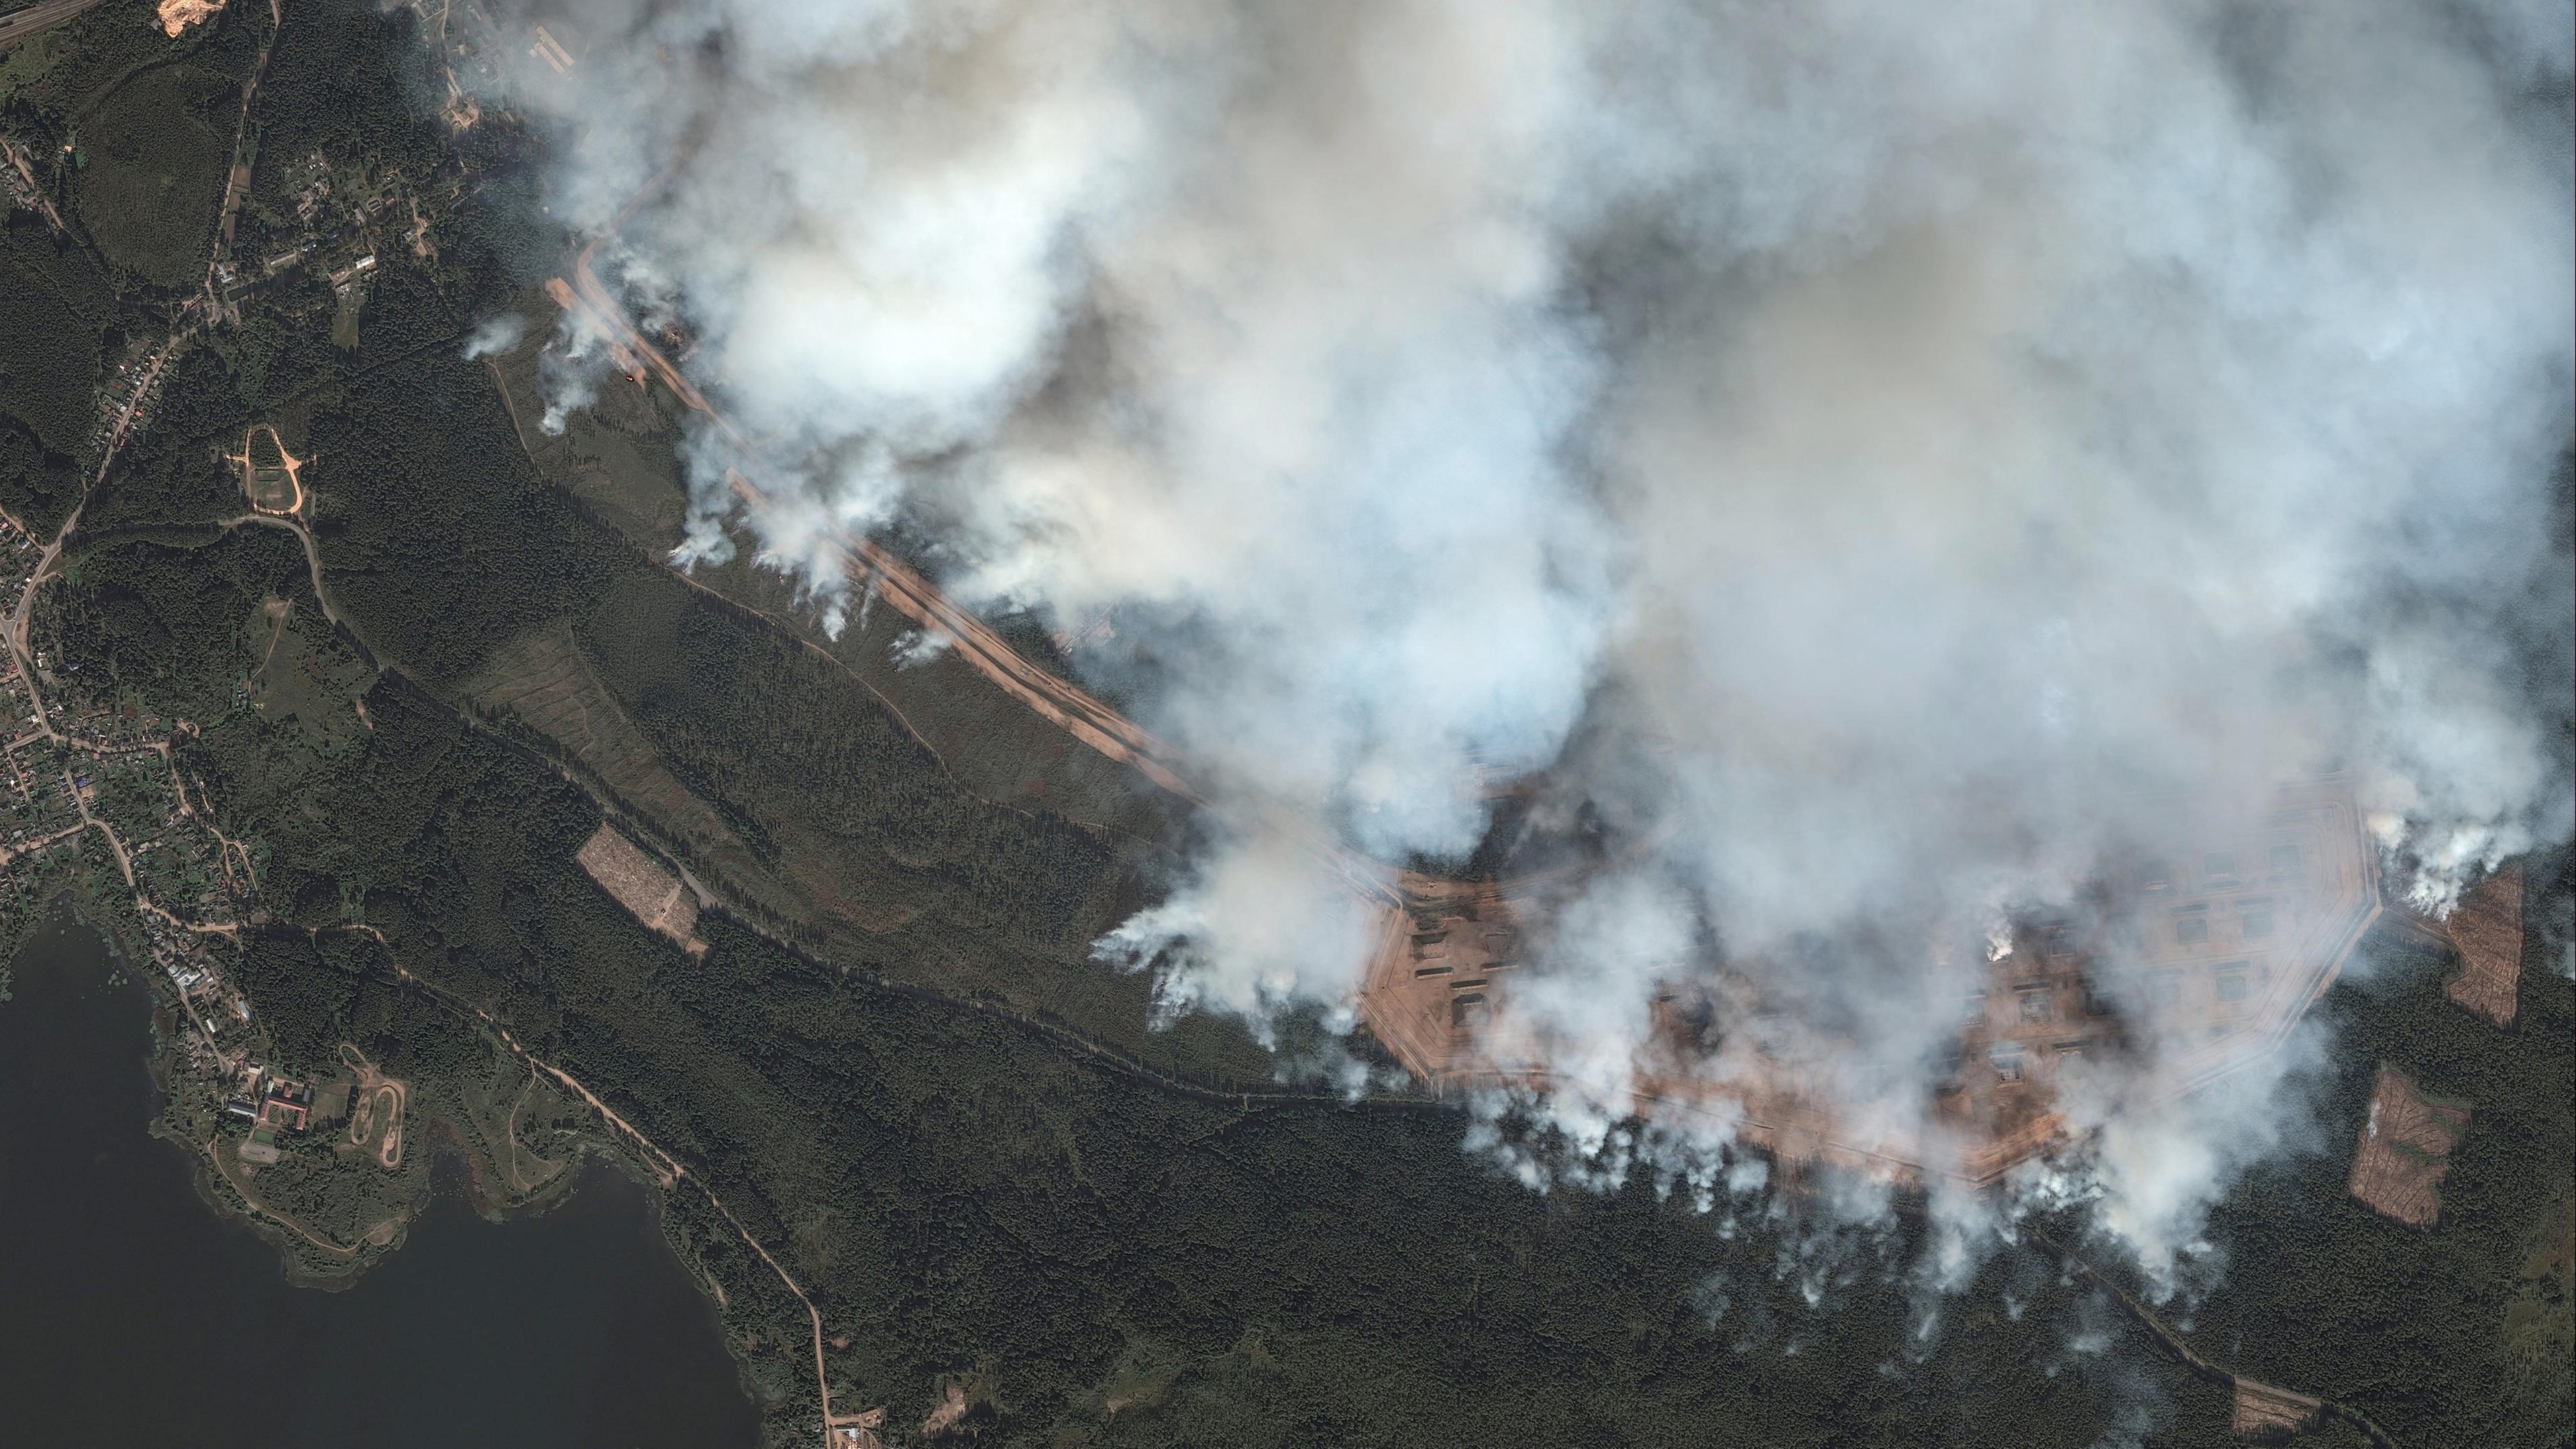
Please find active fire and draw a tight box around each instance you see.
[1360,778,2383,1186]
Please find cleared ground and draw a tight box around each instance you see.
[2445,867,2524,1028]
[339,1042,407,1171]
[2228,1379,2322,1442]
[2349,1064,2471,1229]
[574,821,702,953]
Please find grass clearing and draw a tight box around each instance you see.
[237,424,301,513]
[246,596,370,755]
[485,322,691,553]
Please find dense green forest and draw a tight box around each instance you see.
[39,471,2573,1446]
[2188,936,2576,1444]
[0,213,113,513]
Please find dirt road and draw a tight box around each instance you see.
[559,251,1409,910]
[228,424,307,515]
[339,1043,409,1169]
[221,513,343,628]
[205,0,284,276]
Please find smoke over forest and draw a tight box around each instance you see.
[477,0,2575,1278]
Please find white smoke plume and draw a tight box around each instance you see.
[460,311,531,360]
[473,0,2574,1277]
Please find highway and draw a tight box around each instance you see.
[0,0,114,50]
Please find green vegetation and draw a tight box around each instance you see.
[5,9,2567,1448]
[5,0,258,120]
[2182,928,2576,1448]
[481,323,692,553]
[69,60,233,286]
[41,523,310,722]
[0,407,84,535]
[2504,1177,2575,1416]
[2,0,260,292]
[300,350,610,682]
[39,480,2573,1445]
[0,214,113,483]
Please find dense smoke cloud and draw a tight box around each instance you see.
[477,0,2574,1273]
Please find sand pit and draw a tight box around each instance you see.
[2349,1065,2471,1229]
[157,0,223,36]
[576,823,704,953]
[2230,1379,2322,1442]
[2445,867,2524,1028]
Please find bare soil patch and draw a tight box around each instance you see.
[156,0,222,36]
[2230,1379,2322,1441]
[231,424,305,515]
[2349,1064,2471,1229]
[576,822,704,953]
[2445,866,2524,1028]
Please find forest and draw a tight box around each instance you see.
[40,447,2573,1446]
[5,3,2569,1446]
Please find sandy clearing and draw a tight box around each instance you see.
[157,0,222,37]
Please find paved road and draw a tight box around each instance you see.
[0,0,114,50]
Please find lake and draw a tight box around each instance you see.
[0,918,760,1448]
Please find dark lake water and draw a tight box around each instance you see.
[0,919,759,1448]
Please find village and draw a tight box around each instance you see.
[208,140,465,338]
[0,505,352,1180]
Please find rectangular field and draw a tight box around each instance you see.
[2349,1064,2471,1229]
[2229,1379,2320,1442]
[2445,867,2523,1028]
[575,822,702,952]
